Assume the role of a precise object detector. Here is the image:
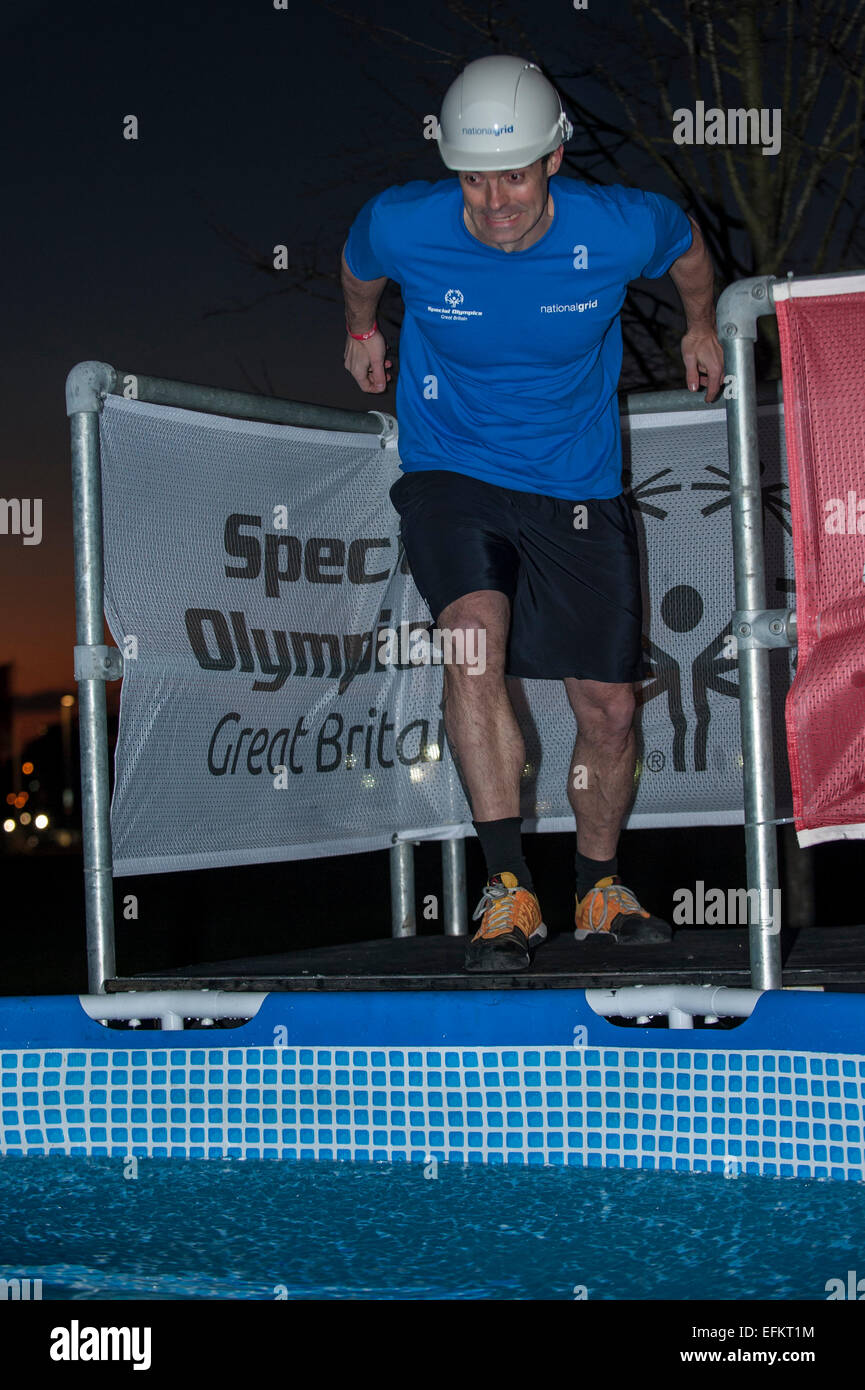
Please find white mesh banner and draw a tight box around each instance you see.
[100,395,795,875]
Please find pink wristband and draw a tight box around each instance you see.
[347,322,378,340]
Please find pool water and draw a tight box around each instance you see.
[1,1155,863,1300]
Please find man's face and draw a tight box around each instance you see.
[458,147,563,253]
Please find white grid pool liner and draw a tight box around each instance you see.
[2,1045,864,1179]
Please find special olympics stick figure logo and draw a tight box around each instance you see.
[444,288,464,308]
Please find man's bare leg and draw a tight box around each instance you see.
[563,676,670,941]
[440,589,544,970]
[563,677,637,860]
[438,589,522,820]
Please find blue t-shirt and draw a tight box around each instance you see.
[344,175,692,499]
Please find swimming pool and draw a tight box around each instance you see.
[2,989,864,1180]
[2,1152,863,1300]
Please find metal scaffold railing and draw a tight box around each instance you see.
[715,268,865,988]
[66,326,812,992]
[66,363,397,991]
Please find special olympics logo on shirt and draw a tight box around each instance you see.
[425,287,482,321]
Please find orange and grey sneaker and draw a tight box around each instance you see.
[464,872,547,973]
[575,875,672,944]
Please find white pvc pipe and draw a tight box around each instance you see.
[79,991,268,1031]
[79,986,763,1034]
[585,986,763,1027]
[667,1007,694,1030]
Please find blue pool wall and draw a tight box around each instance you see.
[1,991,864,1179]
[2,989,865,1052]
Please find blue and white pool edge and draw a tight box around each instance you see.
[1,990,864,1180]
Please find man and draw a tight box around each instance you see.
[341,54,724,972]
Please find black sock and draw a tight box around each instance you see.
[575,848,618,902]
[473,817,534,890]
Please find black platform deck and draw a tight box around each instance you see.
[105,926,865,992]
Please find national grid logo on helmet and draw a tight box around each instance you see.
[426,288,483,321]
[460,124,515,136]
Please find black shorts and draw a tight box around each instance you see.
[389,469,646,682]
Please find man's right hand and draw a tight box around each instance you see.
[344,329,393,394]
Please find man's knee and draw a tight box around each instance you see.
[567,679,636,740]
[438,590,508,679]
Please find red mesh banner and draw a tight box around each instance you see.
[775,285,865,845]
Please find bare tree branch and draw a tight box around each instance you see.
[202,0,864,392]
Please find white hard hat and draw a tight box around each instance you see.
[436,55,573,171]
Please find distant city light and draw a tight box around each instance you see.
[13,793,27,809]
[60,695,75,708]
[34,814,49,829]
[19,812,32,826]
[2,820,14,834]
[5,793,15,806]
[22,762,34,775]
